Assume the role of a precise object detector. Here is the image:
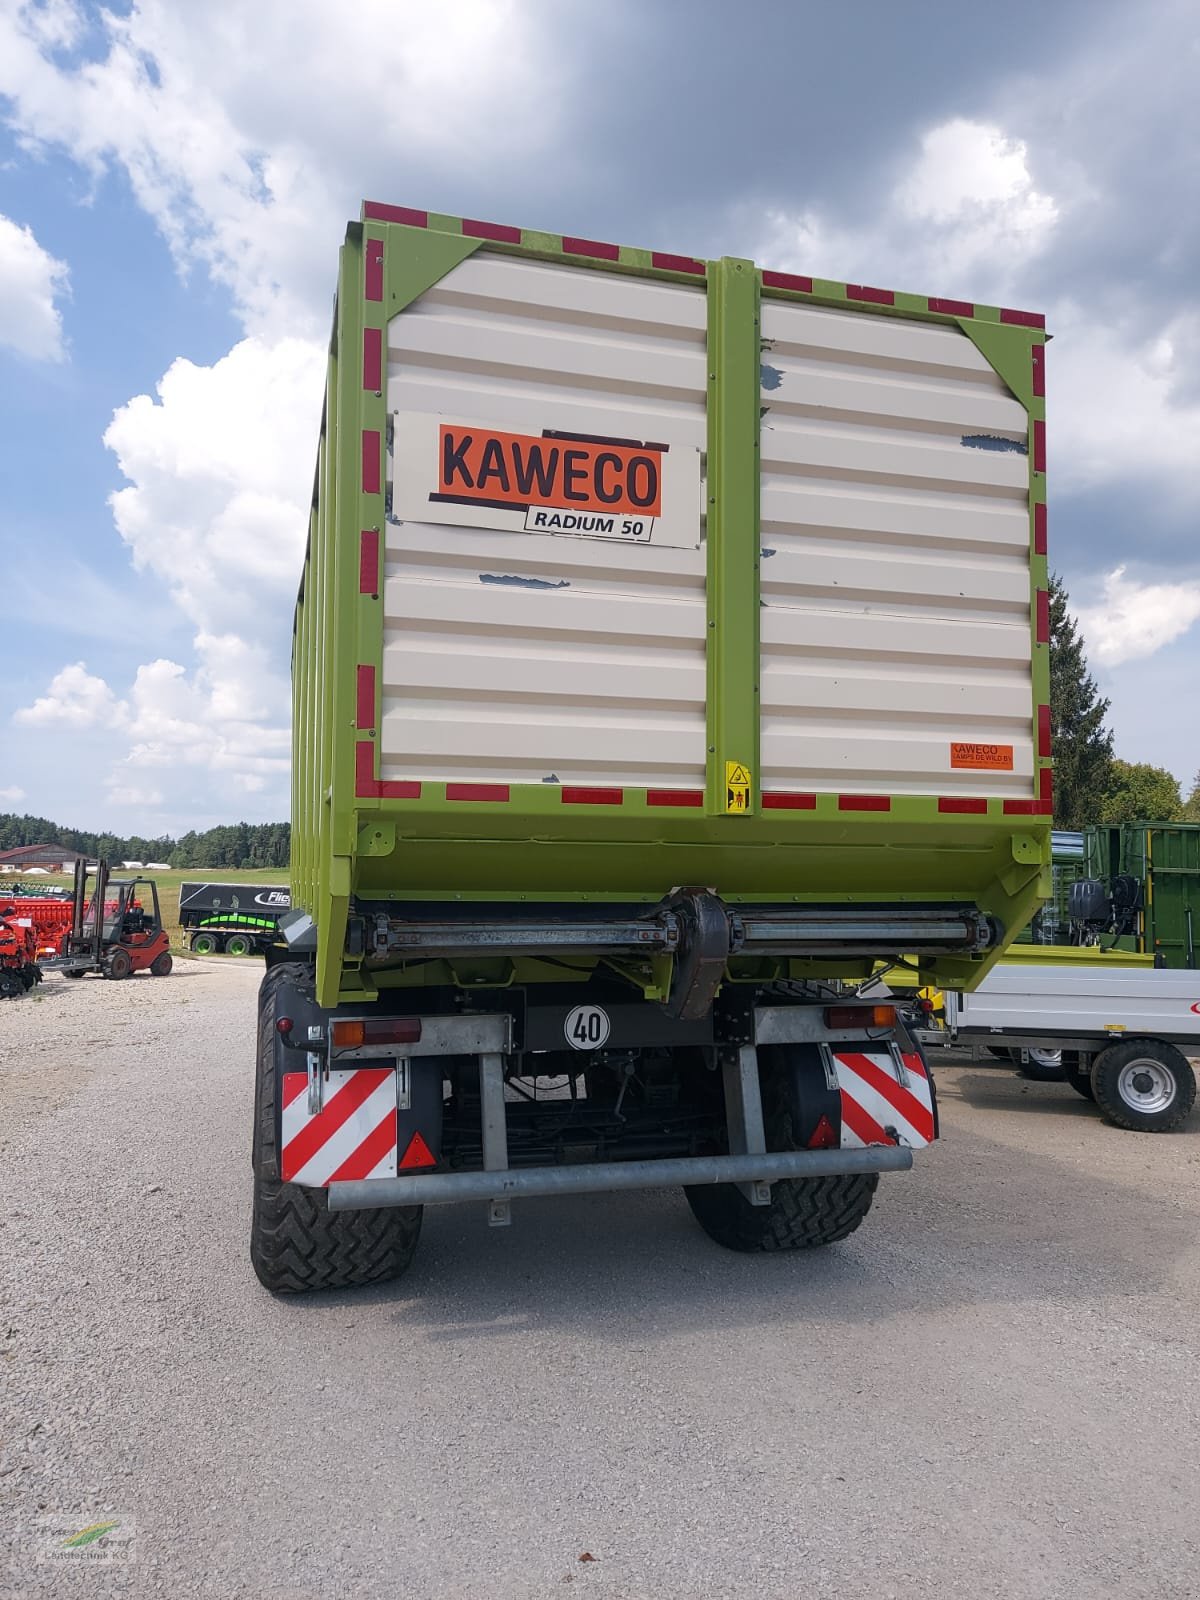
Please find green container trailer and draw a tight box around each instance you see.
[251,201,1053,1293]
[1092,822,1200,968]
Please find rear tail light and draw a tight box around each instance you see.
[331,1017,423,1049]
[824,1004,896,1031]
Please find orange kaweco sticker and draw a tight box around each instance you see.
[950,742,1014,771]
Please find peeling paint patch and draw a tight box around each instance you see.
[960,433,1028,455]
[541,773,560,784]
[480,573,570,590]
[760,363,784,391]
[760,547,776,559]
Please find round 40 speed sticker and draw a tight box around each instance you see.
[564,1004,611,1051]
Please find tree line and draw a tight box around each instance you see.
[1050,573,1199,827]
[0,814,290,870]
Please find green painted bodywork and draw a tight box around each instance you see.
[705,258,761,814]
[292,207,1053,1007]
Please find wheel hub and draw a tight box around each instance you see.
[1117,1059,1175,1114]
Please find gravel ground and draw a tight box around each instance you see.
[3,961,1200,1598]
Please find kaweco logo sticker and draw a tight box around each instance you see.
[392,413,702,549]
[950,741,1014,770]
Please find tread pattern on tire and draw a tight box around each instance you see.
[249,961,422,1294]
[685,1044,878,1252]
[1090,1037,1197,1133]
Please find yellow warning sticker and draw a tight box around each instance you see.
[725,761,752,814]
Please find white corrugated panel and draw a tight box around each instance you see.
[383,255,707,788]
[759,299,1033,798]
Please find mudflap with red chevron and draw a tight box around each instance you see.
[827,1046,937,1149]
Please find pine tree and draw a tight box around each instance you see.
[1048,572,1114,828]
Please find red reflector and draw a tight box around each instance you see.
[1033,502,1047,556]
[1031,343,1045,398]
[808,1114,838,1150]
[363,201,428,227]
[1033,419,1046,474]
[359,528,380,595]
[928,296,974,317]
[646,789,704,808]
[355,739,380,798]
[399,1131,437,1170]
[446,783,510,802]
[356,664,375,731]
[462,217,522,243]
[1000,306,1045,329]
[563,235,620,261]
[562,787,623,805]
[276,1017,293,1035]
[651,251,705,276]
[838,795,891,812]
[846,283,895,305]
[762,269,814,294]
[1036,588,1050,643]
[825,1004,896,1030]
[762,792,816,810]
[938,797,988,814]
[1037,703,1052,757]
[362,326,382,391]
[362,429,381,494]
[364,237,384,302]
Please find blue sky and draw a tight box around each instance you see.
[1,0,1197,834]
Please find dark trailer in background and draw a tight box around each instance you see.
[178,882,291,956]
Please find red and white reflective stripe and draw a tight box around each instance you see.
[833,1050,935,1149]
[280,1068,398,1185]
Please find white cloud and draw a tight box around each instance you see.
[0,210,69,360]
[894,120,1059,288]
[103,336,323,635]
[758,118,1059,306]
[13,662,127,728]
[15,636,290,814]
[0,0,569,826]
[0,0,564,339]
[108,785,164,807]
[1075,566,1200,667]
[0,785,27,803]
[1050,306,1200,500]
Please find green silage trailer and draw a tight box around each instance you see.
[249,202,1053,1293]
[1085,822,1200,967]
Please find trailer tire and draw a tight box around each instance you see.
[1062,1052,1095,1101]
[684,1045,877,1252]
[249,961,422,1294]
[190,932,220,955]
[1090,1039,1196,1133]
[225,933,253,957]
[1013,1046,1065,1082]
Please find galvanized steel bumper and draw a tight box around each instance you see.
[326,1145,911,1212]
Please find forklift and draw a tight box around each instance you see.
[46,859,173,980]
